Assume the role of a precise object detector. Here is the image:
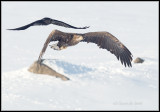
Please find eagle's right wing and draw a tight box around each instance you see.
[38,30,56,62]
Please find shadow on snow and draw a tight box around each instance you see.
[43,59,94,75]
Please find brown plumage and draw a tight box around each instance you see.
[38,30,133,67]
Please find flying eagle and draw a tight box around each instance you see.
[38,30,133,67]
[7,17,89,30]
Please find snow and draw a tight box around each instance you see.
[2,1,158,110]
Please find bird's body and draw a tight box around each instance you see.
[38,30,133,67]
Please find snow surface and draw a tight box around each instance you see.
[2,1,159,110]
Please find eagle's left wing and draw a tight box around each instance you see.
[82,32,133,67]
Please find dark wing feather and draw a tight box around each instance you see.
[52,19,89,29]
[82,32,133,67]
[7,17,89,30]
[7,20,46,30]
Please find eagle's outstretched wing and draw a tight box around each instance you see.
[82,32,133,67]
[7,17,89,30]
[38,30,56,62]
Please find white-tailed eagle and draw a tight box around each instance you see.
[38,30,133,67]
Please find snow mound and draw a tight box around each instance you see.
[28,60,70,81]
